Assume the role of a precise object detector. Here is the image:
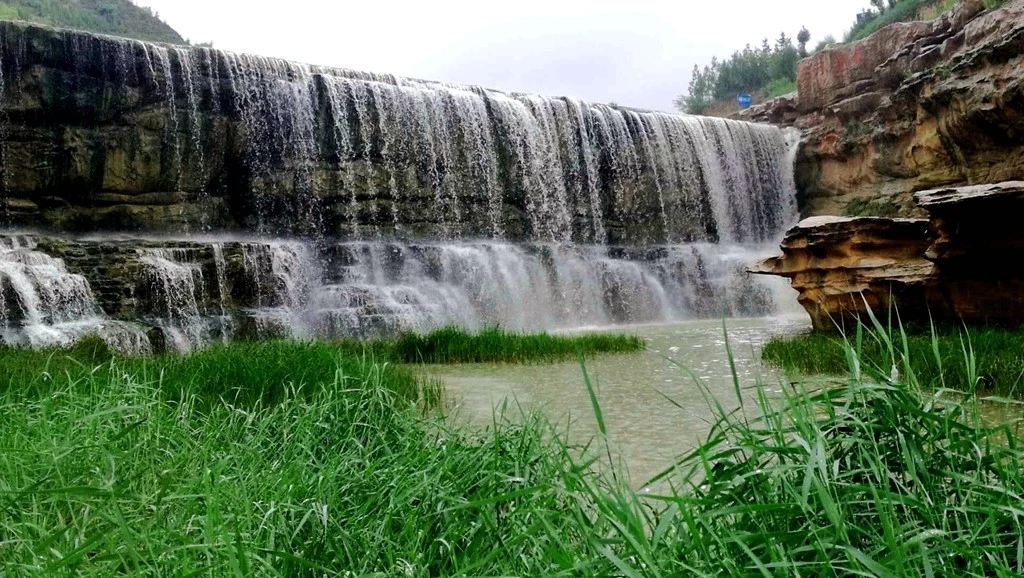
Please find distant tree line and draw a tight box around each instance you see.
[675,28,810,115]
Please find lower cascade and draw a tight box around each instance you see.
[0,236,790,352]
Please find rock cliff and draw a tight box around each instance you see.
[752,216,934,330]
[764,0,1024,218]
[755,181,1024,329]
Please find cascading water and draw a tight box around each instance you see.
[0,23,802,351]
[0,23,795,243]
[0,236,145,348]
[306,241,778,338]
[137,248,208,351]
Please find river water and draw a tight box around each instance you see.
[429,315,812,487]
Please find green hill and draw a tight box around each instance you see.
[0,0,185,44]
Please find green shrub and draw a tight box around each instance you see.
[766,78,797,98]
[68,333,114,362]
[0,0,184,44]
[845,197,901,217]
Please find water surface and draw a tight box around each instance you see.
[431,316,812,486]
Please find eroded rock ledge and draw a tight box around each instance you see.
[755,181,1024,330]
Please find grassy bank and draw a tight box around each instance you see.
[763,325,1024,396]
[2,326,1023,575]
[0,349,564,575]
[0,339,434,407]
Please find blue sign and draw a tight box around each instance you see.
[737,94,752,108]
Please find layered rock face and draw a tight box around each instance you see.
[0,21,795,246]
[752,216,932,330]
[780,0,1024,217]
[755,182,1024,330]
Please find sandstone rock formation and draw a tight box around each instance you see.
[787,0,1024,218]
[916,181,1024,270]
[752,216,934,330]
[755,181,1024,330]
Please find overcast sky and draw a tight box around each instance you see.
[135,0,873,112]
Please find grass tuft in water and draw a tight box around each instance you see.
[370,326,646,364]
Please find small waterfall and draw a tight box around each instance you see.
[173,46,207,207]
[0,236,100,347]
[238,242,316,338]
[137,247,215,352]
[0,49,8,226]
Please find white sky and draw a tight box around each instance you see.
[135,0,873,112]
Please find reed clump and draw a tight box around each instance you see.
[1,321,1022,575]
[763,324,1024,396]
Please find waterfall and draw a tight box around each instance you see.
[137,248,207,351]
[0,22,804,351]
[308,241,776,337]
[0,236,97,347]
[0,23,796,244]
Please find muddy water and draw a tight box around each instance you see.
[429,316,812,486]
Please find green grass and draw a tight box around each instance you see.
[846,0,939,43]
[766,77,797,99]
[0,353,573,575]
[0,327,644,400]
[0,338,436,408]
[846,0,1005,44]
[2,322,1023,575]
[763,324,1024,396]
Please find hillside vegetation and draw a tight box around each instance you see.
[0,0,184,44]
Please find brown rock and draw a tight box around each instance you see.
[758,181,1024,330]
[797,21,934,113]
[794,0,1024,221]
[916,181,1024,271]
[736,93,799,126]
[752,216,934,330]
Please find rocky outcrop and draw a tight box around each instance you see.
[735,92,799,126]
[916,181,1024,270]
[755,181,1024,330]
[791,0,1024,218]
[0,21,795,246]
[752,216,934,330]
